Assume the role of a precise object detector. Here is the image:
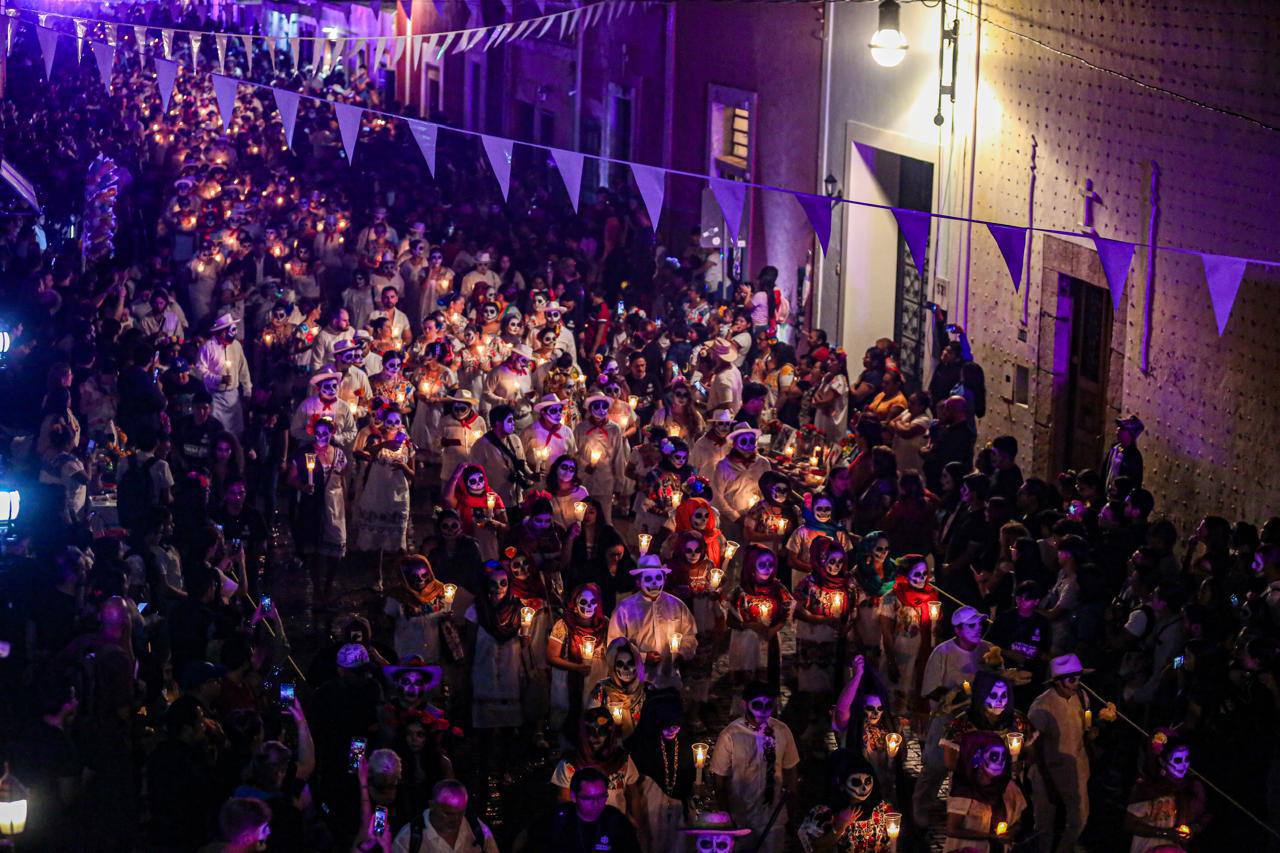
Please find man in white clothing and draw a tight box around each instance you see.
[1029,654,1094,853]
[311,307,354,371]
[368,285,413,346]
[575,394,628,520]
[521,394,577,477]
[391,780,498,853]
[290,367,358,450]
[459,252,500,301]
[689,409,734,474]
[606,554,696,691]
[703,338,744,414]
[709,425,771,530]
[195,313,252,435]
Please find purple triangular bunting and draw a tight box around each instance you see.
[272,87,301,149]
[550,148,585,212]
[211,73,239,131]
[409,121,439,176]
[91,41,115,90]
[37,26,58,78]
[154,57,178,113]
[1200,252,1248,336]
[1092,236,1136,310]
[401,0,415,20]
[334,102,363,165]
[892,207,932,275]
[987,223,1027,293]
[710,178,746,244]
[481,134,514,200]
[631,163,666,232]
[795,193,832,254]
[371,0,382,18]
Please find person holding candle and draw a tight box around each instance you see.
[575,392,629,520]
[943,731,1027,852]
[286,416,348,604]
[663,530,726,728]
[438,390,487,494]
[290,366,359,451]
[650,382,706,447]
[463,563,526,761]
[522,394,577,478]
[726,545,794,686]
[548,583,610,731]
[624,688,698,850]
[420,508,486,607]
[710,681,801,853]
[797,748,895,853]
[1123,730,1208,852]
[545,454,591,530]
[196,312,253,435]
[383,554,453,668]
[667,496,728,573]
[690,408,736,474]
[709,423,772,538]
[743,471,800,563]
[878,556,942,723]
[481,343,535,421]
[787,491,856,589]
[606,554,697,691]
[635,437,695,546]
[850,532,898,670]
[551,707,643,820]
[841,679,905,805]
[1028,654,1094,853]
[353,405,415,593]
[508,497,568,589]
[588,638,649,738]
[940,672,1038,779]
[444,464,508,562]
[367,350,414,418]
[562,498,633,610]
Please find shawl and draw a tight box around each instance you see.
[393,554,445,607]
[950,730,1014,822]
[564,707,629,776]
[475,566,522,642]
[891,573,938,694]
[852,532,897,598]
[560,582,608,662]
[626,688,695,800]
[502,545,549,607]
[452,465,504,533]
[808,536,848,592]
[673,497,722,566]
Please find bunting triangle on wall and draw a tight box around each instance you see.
[709,177,746,244]
[272,87,301,149]
[189,32,204,68]
[550,148,585,212]
[1200,252,1248,336]
[987,223,1028,293]
[161,28,173,59]
[334,102,364,164]
[631,163,666,232]
[891,207,931,275]
[90,41,115,90]
[408,121,438,176]
[73,19,86,62]
[211,73,239,131]
[215,33,228,73]
[133,24,147,54]
[36,26,58,78]
[154,56,178,113]
[794,193,832,254]
[481,134,514,200]
[1092,235,1136,310]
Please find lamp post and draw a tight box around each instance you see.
[870,0,908,68]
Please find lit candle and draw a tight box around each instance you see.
[885,812,902,840]
[962,680,971,695]
[831,590,845,614]
[535,446,549,465]
[573,501,588,523]
[1005,731,1023,759]
[668,424,682,437]
[692,742,709,784]
[784,442,795,458]
[669,632,682,656]
[1084,709,1092,728]
[589,446,603,465]
[638,533,652,554]
[810,452,819,467]
[262,331,274,346]
[759,601,773,622]
[581,636,596,660]
[607,701,624,725]
[1175,824,1191,839]
[520,606,535,636]
[724,541,740,562]
[995,821,1008,836]
[304,452,316,485]
[927,600,941,622]
[709,567,724,590]
[442,583,457,607]
[628,395,639,410]
[670,492,683,509]
[486,493,497,513]
[885,732,902,758]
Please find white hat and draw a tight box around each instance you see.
[629,553,671,575]
[510,343,535,360]
[726,422,759,441]
[950,605,988,627]
[1046,653,1094,682]
[210,312,236,332]
[409,221,426,233]
[476,252,492,264]
[544,302,565,313]
[533,393,564,412]
[336,643,370,669]
[310,367,341,386]
[585,393,613,408]
[708,338,739,363]
[680,811,752,838]
[709,409,734,425]
[447,388,478,405]
[332,337,359,355]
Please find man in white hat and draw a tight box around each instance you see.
[539,301,578,368]
[439,390,486,489]
[680,810,752,852]
[290,366,358,450]
[1029,654,1094,853]
[371,249,405,298]
[912,605,996,826]
[607,554,696,691]
[310,306,354,371]
[481,343,535,418]
[689,408,735,474]
[195,313,252,435]
[575,393,629,519]
[522,394,577,477]
[709,424,771,531]
[323,339,366,412]
[356,205,397,256]
[460,251,500,301]
[703,338,743,414]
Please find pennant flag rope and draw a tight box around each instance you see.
[211,73,239,131]
[1200,252,1248,336]
[550,148,585,212]
[91,40,115,90]
[987,223,1028,293]
[36,25,58,78]
[1093,235,1136,310]
[709,178,746,244]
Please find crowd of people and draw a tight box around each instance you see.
[0,7,1278,853]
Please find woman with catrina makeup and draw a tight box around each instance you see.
[586,637,648,738]
[877,555,942,723]
[786,490,856,590]
[943,730,1028,852]
[547,582,609,730]
[463,563,526,766]
[940,671,1037,776]
[792,536,853,735]
[796,748,895,852]
[1123,730,1208,852]
[726,545,793,685]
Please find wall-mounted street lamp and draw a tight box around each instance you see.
[869,0,908,68]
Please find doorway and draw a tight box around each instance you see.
[1062,275,1112,471]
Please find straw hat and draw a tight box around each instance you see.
[680,811,752,837]
[209,312,236,332]
[310,367,341,386]
[709,409,734,425]
[629,554,671,575]
[726,422,759,441]
[446,388,478,405]
[532,393,564,412]
[1046,653,1094,683]
[510,343,535,360]
[585,393,613,408]
[707,338,739,363]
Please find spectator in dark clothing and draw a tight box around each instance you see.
[940,473,994,605]
[118,341,168,439]
[168,568,219,672]
[145,696,219,851]
[24,547,84,664]
[737,381,769,429]
[1103,414,1145,492]
[162,357,204,420]
[988,580,1051,705]
[518,767,640,853]
[309,643,384,803]
[173,390,226,476]
[5,677,83,850]
[921,395,975,494]
[928,340,964,414]
[989,435,1024,504]
[850,346,886,409]
[209,479,269,590]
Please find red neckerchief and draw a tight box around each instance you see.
[893,575,939,694]
[455,412,479,429]
[509,360,530,376]
[586,417,610,436]
[541,420,562,438]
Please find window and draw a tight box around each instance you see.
[730,107,750,160]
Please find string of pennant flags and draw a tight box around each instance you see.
[9,8,1273,338]
[10,0,634,81]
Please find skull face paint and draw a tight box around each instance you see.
[844,772,875,803]
[978,745,1008,778]
[694,837,734,853]
[907,561,929,589]
[733,433,757,454]
[613,652,637,684]
[691,506,710,530]
[862,697,884,725]
[1164,746,1191,780]
[753,552,777,582]
[465,472,486,495]
[813,499,833,522]
[575,590,598,620]
[984,681,1010,718]
[638,569,666,599]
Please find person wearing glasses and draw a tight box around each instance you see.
[1029,654,1096,853]
[709,681,801,853]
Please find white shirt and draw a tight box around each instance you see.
[391,809,498,853]
[606,590,697,690]
[921,637,994,712]
[195,337,251,395]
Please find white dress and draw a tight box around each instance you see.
[465,605,525,729]
[354,442,411,552]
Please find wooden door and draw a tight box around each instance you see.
[1064,277,1112,471]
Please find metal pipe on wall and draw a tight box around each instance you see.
[813,0,835,332]
[961,0,982,329]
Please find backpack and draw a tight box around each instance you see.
[117,455,161,532]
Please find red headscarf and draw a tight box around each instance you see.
[561,582,608,663]
[891,555,938,694]
[452,464,503,534]
[673,497,722,566]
